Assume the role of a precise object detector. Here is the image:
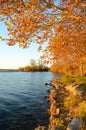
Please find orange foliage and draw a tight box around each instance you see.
[0,0,86,72]
[43,0,86,68]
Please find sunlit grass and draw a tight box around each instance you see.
[75,76,86,85]
[59,75,75,85]
[59,75,86,86]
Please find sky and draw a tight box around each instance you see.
[0,22,44,69]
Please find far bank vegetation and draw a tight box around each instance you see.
[19,59,49,72]
[50,62,86,76]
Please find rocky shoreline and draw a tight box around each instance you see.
[35,78,86,130]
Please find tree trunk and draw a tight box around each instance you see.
[79,62,84,76]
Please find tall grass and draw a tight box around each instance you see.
[59,75,86,85]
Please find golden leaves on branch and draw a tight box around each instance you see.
[44,0,86,65]
[0,0,85,67]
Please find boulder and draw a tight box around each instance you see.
[49,125,59,130]
[67,116,83,130]
[35,126,47,130]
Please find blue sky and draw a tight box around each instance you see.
[0,22,44,69]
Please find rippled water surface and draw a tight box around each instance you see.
[0,72,55,130]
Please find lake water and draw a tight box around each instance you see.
[0,72,56,130]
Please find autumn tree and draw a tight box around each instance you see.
[30,59,36,67]
[1,0,83,47]
[37,59,44,69]
[43,0,86,75]
[19,59,49,71]
[0,0,86,75]
[0,0,65,47]
[24,65,31,72]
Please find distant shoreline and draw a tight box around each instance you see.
[0,69,49,72]
[0,69,19,72]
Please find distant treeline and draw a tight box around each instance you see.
[19,59,49,72]
[0,69,18,72]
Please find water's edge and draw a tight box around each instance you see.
[0,72,56,130]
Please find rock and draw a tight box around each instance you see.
[56,108,60,116]
[35,126,48,130]
[47,89,50,93]
[49,125,59,130]
[66,116,83,130]
[49,102,57,114]
[45,83,51,85]
[35,125,59,130]
[45,83,48,85]
[65,84,79,96]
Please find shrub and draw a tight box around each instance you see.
[64,94,78,109]
[75,76,86,84]
[78,101,86,118]
[59,75,86,85]
[59,75,75,85]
